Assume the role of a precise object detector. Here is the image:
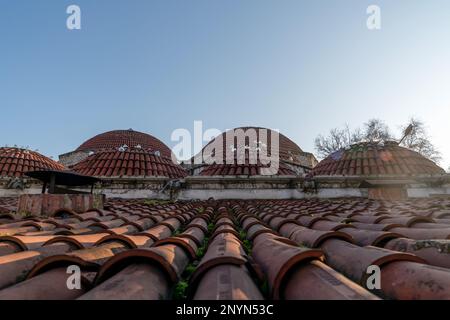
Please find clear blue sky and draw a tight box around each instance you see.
[1,0,449,169]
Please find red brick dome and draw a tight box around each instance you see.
[199,162,296,176]
[0,147,65,178]
[73,148,186,178]
[77,129,172,159]
[193,127,307,176]
[311,141,445,177]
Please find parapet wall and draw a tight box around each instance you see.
[2,175,449,201]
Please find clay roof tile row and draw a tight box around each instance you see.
[0,148,65,178]
[0,197,450,299]
[73,148,187,178]
[311,142,445,177]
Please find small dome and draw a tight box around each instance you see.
[193,127,308,176]
[0,147,65,178]
[72,148,187,178]
[77,129,172,159]
[311,141,445,177]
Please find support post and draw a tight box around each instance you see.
[49,173,56,194]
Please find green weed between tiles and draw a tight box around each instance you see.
[196,237,209,259]
[173,280,189,300]
[173,221,212,300]
[196,207,205,213]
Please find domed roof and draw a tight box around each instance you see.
[193,127,305,176]
[76,129,172,158]
[311,141,445,177]
[199,162,296,176]
[0,147,65,178]
[72,147,187,178]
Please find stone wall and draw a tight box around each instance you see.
[58,150,91,167]
[0,178,42,197]
[299,152,319,168]
[2,175,449,201]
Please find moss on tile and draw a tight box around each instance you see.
[412,240,450,253]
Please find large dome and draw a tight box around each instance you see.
[192,127,312,176]
[77,129,172,159]
[73,148,187,178]
[0,147,65,178]
[311,141,445,177]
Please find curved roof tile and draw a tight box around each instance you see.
[77,129,172,159]
[0,148,65,178]
[1,198,450,300]
[311,142,445,176]
[194,127,308,176]
[72,148,187,178]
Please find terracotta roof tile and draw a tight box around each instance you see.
[311,142,445,177]
[284,260,379,300]
[76,129,173,159]
[200,162,296,176]
[73,148,187,178]
[0,148,65,178]
[1,197,450,299]
[194,127,313,176]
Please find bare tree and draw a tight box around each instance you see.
[315,119,391,158]
[399,118,441,163]
[362,119,393,142]
[315,118,441,163]
[314,125,357,159]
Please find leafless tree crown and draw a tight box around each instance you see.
[315,118,441,163]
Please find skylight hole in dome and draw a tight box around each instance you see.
[257,141,267,148]
[118,145,128,152]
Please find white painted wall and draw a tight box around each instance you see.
[407,186,450,198]
[0,188,42,197]
[180,188,367,200]
[178,189,303,200]
[316,188,367,198]
[98,188,164,199]
[1,177,448,201]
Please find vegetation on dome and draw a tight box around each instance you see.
[315,118,441,163]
